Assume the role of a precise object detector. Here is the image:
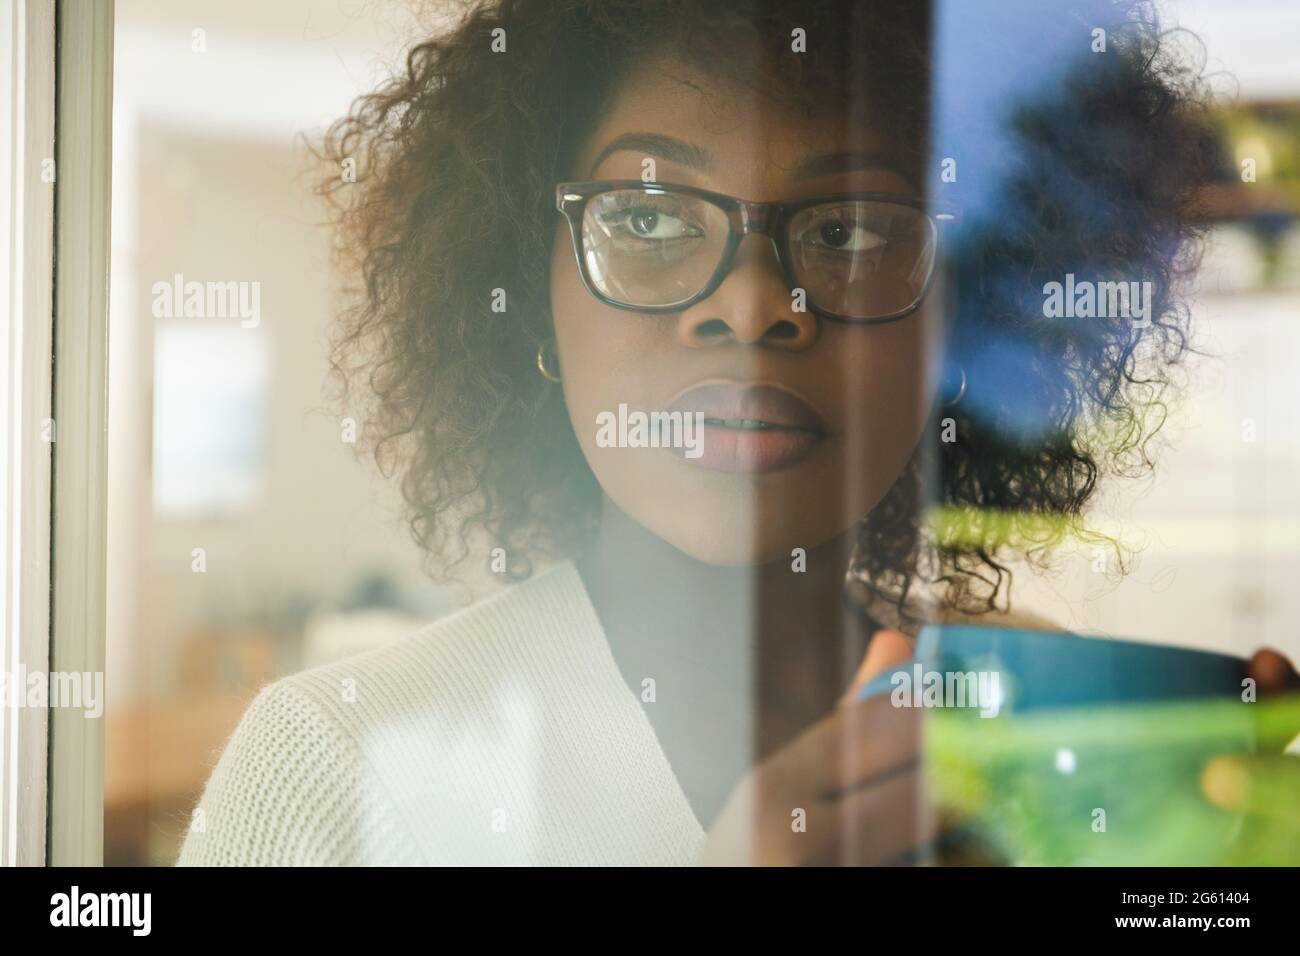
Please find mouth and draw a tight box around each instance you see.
[666,381,829,474]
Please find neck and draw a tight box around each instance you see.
[574,495,878,825]
[575,495,872,743]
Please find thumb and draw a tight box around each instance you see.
[1246,648,1300,694]
[839,627,913,706]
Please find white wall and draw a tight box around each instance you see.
[107,0,460,706]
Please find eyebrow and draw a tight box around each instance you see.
[790,150,917,187]
[588,132,713,175]
[589,133,918,190]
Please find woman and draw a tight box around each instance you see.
[179,0,1299,865]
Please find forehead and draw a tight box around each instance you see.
[572,55,916,197]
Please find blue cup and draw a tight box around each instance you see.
[857,625,1254,865]
[857,624,1249,712]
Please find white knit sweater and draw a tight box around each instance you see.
[177,560,706,865]
[178,557,1071,866]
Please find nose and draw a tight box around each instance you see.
[675,235,819,349]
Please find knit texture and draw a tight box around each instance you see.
[177,561,706,866]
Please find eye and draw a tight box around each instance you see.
[595,196,704,244]
[801,215,887,254]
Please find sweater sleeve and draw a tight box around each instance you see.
[176,678,420,866]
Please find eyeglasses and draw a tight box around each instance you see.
[555,180,955,324]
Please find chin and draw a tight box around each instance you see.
[610,477,855,569]
[663,517,853,568]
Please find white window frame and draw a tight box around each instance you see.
[0,0,113,868]
[48,0,114,866]
[0,0,56,869]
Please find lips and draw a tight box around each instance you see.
[666,381,829,473]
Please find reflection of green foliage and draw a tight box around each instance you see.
[923,391,1171,565]
[925,504,1120,563]
[927,504,1076,551]
[923,697,1300,866]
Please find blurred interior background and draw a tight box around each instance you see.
[104,0,1300,864]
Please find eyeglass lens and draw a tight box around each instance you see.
[579,188,936,318]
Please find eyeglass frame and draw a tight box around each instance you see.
[555,179,958,325]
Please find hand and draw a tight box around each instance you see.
[1201,648,1300,866]
[702,629,969,866]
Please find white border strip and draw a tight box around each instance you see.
[0,0,55,870]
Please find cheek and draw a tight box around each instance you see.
[827,317,934,470]
[551,265,706,561]
[550,232,625,400]
[548,233,655,467]
[780,318,934,552]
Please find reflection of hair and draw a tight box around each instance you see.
[321,0,1214,617]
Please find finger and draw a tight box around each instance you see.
[751,763,929,866]
[1246,648,1300,694]
[835,763,930,865]
[769,691,922,794]
[1202,754,1300,822]
[727,762,921,866]
[838,628,913,707]
[835,766,980,866]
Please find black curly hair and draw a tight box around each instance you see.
[320,0,1216,620]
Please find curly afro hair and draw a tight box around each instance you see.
[320,0,1216,620]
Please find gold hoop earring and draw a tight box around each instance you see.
[537,341,561,383]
